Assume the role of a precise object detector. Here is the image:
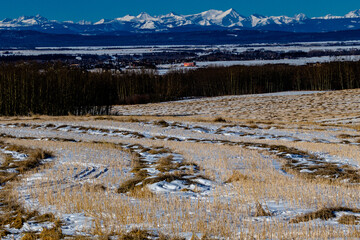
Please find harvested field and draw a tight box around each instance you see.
[0,89,360,239]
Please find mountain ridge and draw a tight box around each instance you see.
[1,9,360,34]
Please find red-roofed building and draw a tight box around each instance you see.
[184,62,196,67]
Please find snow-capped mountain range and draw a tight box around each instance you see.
[1,9,360,34]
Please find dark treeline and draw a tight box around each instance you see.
[0,61,360,116]
[0,62,116,115]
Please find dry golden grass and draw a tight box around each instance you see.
[110,89,360,124]
[1,89,360,239]
[16,138,358,238]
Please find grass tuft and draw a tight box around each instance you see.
[338,215,359,225]
[213,117,226,123]
[148,148,171,155]
[154,120,170,128]
[21,232,38,240]
[117,177,144,194]
[156,155,174,172]
[39,226,63,240]
[34,213,55,223]
[225,171,249,183]
[254,203,272,217]
[120,229,153,240]
[10,213,25,229]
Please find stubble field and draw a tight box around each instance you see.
[0,89,360,239]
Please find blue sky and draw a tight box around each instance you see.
[2,0,359,21]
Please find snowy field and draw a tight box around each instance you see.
[2,41,360,56]
[0,89,360,239]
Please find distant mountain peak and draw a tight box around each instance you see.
[94,19,107,25]
[136,12,156,21]
[222,8,242,18]
[294,13,307,21]
[345,9,360,18]
[165,12,179,17]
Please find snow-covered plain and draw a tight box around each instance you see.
[0,89,360,239]
[2,41,360,57]
[3,41,360,77]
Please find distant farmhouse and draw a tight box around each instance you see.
[184,62,196,67]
